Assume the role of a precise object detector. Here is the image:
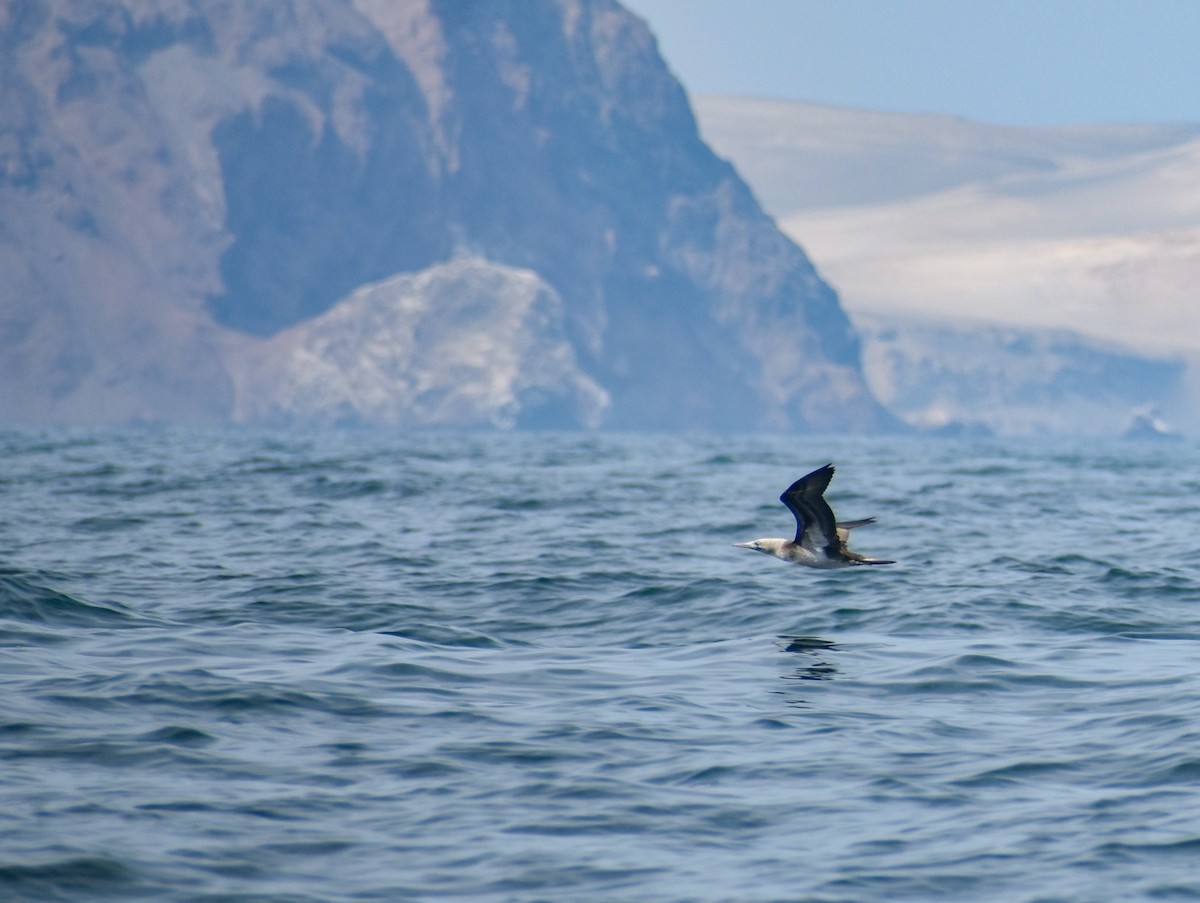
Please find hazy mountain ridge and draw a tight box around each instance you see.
[699,96,1200,208]
[0,1,892,431]
[695,95,1200,435]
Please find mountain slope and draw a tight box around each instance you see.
[694,95,1199,435]
[694,95,1200,354]
[0,1,892,431]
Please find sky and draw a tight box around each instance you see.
[622,0,1200,126]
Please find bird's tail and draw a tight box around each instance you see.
[836,518,877,544]
[837,517,876,530]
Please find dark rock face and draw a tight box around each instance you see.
[0,0,892,431]
[207,26,446,336]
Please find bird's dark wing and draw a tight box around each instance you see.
[779,464,841,554]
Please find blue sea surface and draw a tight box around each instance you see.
[2,427,1200,902]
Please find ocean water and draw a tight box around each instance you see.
[2,427,1199,902]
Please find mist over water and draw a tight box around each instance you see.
[2,427,1199,901]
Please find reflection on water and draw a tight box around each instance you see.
[778,635,838,653]
[777,635,839,681]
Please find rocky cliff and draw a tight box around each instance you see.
[0,0,892,431]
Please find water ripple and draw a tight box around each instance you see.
[1,429,1200,901]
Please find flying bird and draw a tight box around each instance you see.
[734,464,894,569]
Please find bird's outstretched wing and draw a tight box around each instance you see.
[779,464,840,555]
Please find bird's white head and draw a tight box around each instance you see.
[733,538,788,558]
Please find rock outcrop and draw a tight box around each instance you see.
[229,258,609,428]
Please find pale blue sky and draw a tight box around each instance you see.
[623,0,1200,126]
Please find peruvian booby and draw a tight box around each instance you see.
[734,464,894,569]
